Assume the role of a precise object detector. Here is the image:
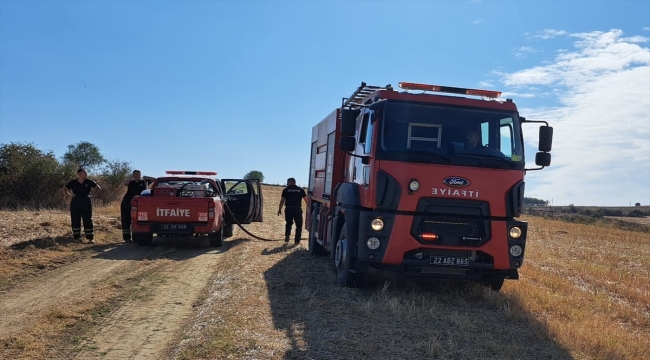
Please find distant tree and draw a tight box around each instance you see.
[100,159,133,188]
[524,197,547,206]
[243,170,264,182]
[635,202,641,207]
[568,204,578,213]
[63,141,105,172]
[96,158,133,203]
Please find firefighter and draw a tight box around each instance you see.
[465,129,481,149]
[63,168,101,243]
[277,177,307,244]
[120,170,155,242]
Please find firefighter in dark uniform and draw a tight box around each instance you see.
[120,170,155,242]
[63,168,101,243]
[277,177,307,244]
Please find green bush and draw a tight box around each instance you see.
[0,142,75,209]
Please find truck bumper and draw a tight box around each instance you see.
[355,211,527,278]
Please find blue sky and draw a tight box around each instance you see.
[1,0,649,206]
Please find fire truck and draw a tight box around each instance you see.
[306,82,553,290]
[130,171,263,247]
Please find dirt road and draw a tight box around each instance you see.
[0,237,228,359]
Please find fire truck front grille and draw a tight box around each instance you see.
[409,198,492,247]
[416,216,487,246]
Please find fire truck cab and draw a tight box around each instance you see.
[306,82,553,290]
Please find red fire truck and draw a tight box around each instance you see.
[306,82,553,290]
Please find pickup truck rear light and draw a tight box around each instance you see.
[131,200,138,218]
[208,202,215,220]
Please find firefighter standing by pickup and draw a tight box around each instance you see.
[120,170,155,242]
[277,177,307,244]
[64,168,101,243]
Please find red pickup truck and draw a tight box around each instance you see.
[130,171,263,246]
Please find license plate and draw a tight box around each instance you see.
[430,256,470,266]
[159,224,188,231]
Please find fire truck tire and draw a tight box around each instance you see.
[481,272,505,291]
[308,211,327,257]
[334,225,364,288]
[209,229,223,247]
[133,232,153,246]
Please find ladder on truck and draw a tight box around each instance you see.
[341,82,391,110]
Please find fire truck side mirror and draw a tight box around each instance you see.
[339,136,356,152]
[535,152,551,167]
[539,126,553,152]
[340,109,360,136]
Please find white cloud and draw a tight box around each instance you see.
[528,29,568,40]
[499,29,650,206]
[513,46,543,58]
[644,27,650,31]
[473,19,484,25]
[479,81,494,88]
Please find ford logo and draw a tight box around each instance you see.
[443,177,470,187]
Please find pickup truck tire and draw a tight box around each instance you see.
[209,229,223,247]
[133,232,153,246]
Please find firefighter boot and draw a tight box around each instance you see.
[122,229,132,242]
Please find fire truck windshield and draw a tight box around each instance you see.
[377,101,525,170]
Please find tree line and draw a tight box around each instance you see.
[0,141,132,209]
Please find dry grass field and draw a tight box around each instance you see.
[1,185,648,359]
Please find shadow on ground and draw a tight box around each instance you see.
[264,248,574,360]
[87,237,250,261]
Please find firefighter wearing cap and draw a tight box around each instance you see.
[277,177,307,244]
[120,170,155,242]
[64,168,101,243]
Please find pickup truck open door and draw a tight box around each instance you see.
[221,179,263,224]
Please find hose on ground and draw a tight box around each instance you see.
[223,203,280,242]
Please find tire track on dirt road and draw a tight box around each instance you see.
[0,244,144,337]
[74,245,226,360]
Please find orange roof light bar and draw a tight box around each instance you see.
[165,171,218,176]
[398,82,502,99]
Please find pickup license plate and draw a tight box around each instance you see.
[159,224,188,231]
[430,256,470,266]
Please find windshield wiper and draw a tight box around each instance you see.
[407,151,452,164]
[457,153,517,168]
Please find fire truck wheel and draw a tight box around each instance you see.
[308,212,327,257]
[133,232,153,246]
[334,225,363,287]
[481,272,505,291]
[209,229,223,247]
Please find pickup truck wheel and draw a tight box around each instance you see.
[481,272,505,291]
[308,208,327,257]
[133,232,153,246]
[209,229,223,247]
[334,225,363,288]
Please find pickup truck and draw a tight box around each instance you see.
[130,171,263,246]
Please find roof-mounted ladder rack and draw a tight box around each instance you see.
[341,82,390,110]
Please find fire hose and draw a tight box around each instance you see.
[223,203,280,242]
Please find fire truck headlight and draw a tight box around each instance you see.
[409,180,420,192]
[509,245,523,257]
[371,218,384,231]
[367,237,381,250]
[509,226,522,239]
